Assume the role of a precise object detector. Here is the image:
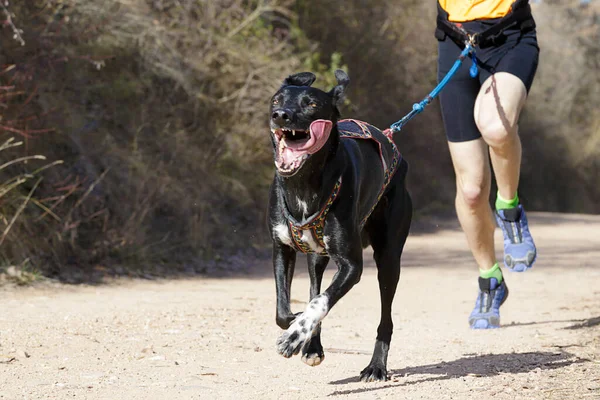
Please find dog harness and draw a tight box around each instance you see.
[282,119,401,256]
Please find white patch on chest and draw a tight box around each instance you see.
[296,197,309,219]
[300,229,324,253]
[323,235,331,250]
[273,223,293,247]
[274,223,325,253]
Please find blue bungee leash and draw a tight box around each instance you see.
[390,40,478,133]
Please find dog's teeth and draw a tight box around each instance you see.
[292,130,297,136]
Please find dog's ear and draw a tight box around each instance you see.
[329,69,350,106]
[281,72,316,88]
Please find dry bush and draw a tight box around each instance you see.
[0,137,59,273]
[0,0,336,279]
[1,0,598,281]
[0,3,64,273]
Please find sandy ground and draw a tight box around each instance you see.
[1,212,599,400]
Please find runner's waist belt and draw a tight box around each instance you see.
[435,1,536,48]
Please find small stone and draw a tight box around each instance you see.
[16,349,30,359]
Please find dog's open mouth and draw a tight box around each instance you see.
[273,119,333,176]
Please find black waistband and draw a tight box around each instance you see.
[435,0,535,48]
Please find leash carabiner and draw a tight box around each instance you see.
[467,33,478,47]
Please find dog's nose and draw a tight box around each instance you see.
[271,109,291,126]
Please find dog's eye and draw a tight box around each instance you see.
[273,99,279,105]
[309,102,317,108]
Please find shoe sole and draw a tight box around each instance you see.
[507,263,530,272]
[504,253,537,272]
[469,316,500,329]
[468,285,509,330]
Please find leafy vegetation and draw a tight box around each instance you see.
[0,0,597,281]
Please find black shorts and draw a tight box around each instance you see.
[437,20,540,143]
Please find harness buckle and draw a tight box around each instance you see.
[467,33,478,47]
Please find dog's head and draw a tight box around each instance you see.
[269,70,349,177]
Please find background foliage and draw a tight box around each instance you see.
[0,0,598,281]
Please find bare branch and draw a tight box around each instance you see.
[1,1,25,46]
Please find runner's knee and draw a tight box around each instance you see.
[457,180,487,209]
[475,113,514,148]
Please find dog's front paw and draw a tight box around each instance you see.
[276,320,311,358]
[360,363,388,382]
[276,294,328,359]
[301,335,324,366]
[301,349,325,366]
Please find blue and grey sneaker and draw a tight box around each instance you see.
[469,277,509,329]
[495,205,537,272]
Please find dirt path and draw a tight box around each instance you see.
[1,213,599,400]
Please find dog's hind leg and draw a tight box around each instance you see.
[301,254,329,366]
[360,177,412,382]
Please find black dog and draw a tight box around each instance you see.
[267,70,412,382]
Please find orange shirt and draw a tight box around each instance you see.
[439,0,516,22]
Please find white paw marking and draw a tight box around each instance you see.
[276,294,329,358]
[273,223,293,247]
[300,229,324,253]
[302,293,329,324]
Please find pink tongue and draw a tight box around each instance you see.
[307,119,332,154]
[278,119,333,167]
